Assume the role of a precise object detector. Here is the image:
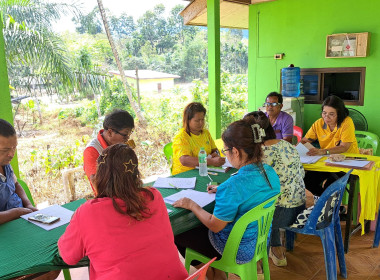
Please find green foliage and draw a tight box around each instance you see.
[73,6,102,35]
[29,140,84,178]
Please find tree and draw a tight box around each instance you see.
[109,13,135,38]
[96,0,147,127]
[73,6,102,35]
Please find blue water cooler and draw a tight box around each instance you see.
[281,64,300,97]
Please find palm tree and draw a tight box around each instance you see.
[96,0,147,127]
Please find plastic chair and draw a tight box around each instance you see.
[17,179,72,280]
[286,170,352,280]
[355,130,379,155]
[293,125,303,143]
[184,194,280,280]
[185,257,217,280]
[163,142,173,173]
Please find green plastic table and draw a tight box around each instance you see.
[0,168,235,279]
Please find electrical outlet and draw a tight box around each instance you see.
[274,53,284,60]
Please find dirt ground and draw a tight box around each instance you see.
[15,104,170,207]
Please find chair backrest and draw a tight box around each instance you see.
[355,131,379,154]
[302,170,352,233]
[17,178,35,207]
[185,257,217,280]
[219,194,280,265]
[293,125,303,143]
[163,142,173,164]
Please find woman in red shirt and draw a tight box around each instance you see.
[58,144,187,280]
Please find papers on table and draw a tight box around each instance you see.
[21,204,74,231]
[164,189,216,208]
[223,157,233,168]
[325,159,371,168]
[197,165,228,173]
[153,177,196,189]
[295,142,323,164]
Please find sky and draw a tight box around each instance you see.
[53,0,186,33]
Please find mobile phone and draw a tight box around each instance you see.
[28,213,60,224]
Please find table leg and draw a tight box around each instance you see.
[344,175,356,253]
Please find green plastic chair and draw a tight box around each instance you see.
[17,178,72,280]
[184,194,280,280]
[163,142,173,173]
[355,130,379,154]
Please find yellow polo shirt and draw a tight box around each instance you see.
[305,117,359,154]
[172,128,217,175]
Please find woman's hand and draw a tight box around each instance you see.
[207,185,218,193]
[307,148,325,156]
[208,156,225,167]
[25,204,38,212]
[173,198,198,211]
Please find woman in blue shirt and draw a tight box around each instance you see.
[173,118,280,280]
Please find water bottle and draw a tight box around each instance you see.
[198,147,208,176]
[281,64,301,97]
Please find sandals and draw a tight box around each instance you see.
[269,248,287,267]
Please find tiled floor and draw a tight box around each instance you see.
[57,225,380,280]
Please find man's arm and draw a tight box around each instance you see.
[13,174,37,211]
[0,207,33,224]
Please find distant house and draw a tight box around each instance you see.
[109,70,180,93]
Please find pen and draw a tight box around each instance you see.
[207,174,213,182]
[208,172,218,176]
[169,183,179,190]
[345,157,367,161]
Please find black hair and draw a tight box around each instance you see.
[244,111,277,141]
[103,109,134,131]
[322,95,349,126]
[0,119,16,137]
[266,92,283,104]
[183,102,207,136]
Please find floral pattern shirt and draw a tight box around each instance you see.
[262,140,306,208]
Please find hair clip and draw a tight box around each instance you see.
[98,153,108,165]
[251,124,266,143]
[123,159,137,174]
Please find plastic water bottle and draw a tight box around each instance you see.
[281,64,301,97]
[198,147,208,176]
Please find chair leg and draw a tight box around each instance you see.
[334,219,347,278]
[262,255,271,280]
[286,230,295,251]
[373,211,380,248]
[320,227,338,280]
[63,269,71,280]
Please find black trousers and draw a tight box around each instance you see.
[174,225,222,266]
[304,171,345,196]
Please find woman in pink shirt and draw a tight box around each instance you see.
[58,144,188,280]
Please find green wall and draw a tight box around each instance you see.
[250,0,380,154]
[0,20,20,175]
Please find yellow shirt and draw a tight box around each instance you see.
[305,117,359,154]
[172,128,217,175]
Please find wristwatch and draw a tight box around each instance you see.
[325,149,330,155]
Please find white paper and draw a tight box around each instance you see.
[21,204,74,231]
[153,177,196,189]
[164,189,216,208]
[325,159,370,168]
[296,142,323,164]
[167,209,172,213]
[222,157,233,168]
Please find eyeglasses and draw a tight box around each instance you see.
[263,102,281,107]
[221,148,232,156]
[321,112,337,118]
[113,128,133,139]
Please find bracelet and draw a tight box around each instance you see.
[325,149,330,155]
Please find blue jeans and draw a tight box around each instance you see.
[270,204,306,247]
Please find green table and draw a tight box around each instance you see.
[0,169,235,279]
[0,199,88,280]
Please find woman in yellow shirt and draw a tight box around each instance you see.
[301,95,359,195]
[172,102,225,175]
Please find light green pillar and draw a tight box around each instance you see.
[0,20,20,176]
[247,5,258,111]
[207,0,221,139]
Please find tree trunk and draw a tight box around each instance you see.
[96,0,147,128]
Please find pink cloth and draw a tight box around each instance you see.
[58,188,188,280]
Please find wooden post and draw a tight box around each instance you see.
[207,0,221,139]
[248,4,258,112]
[0,19,20,177]
[135,67,141,108]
